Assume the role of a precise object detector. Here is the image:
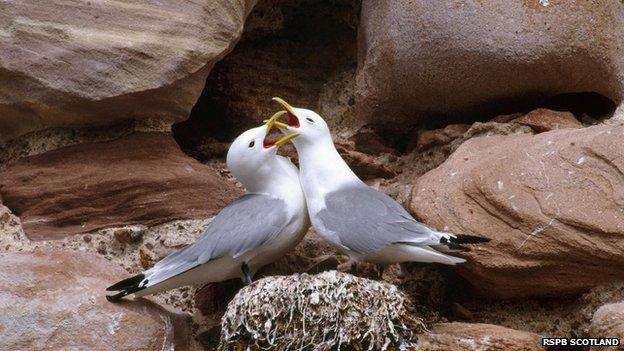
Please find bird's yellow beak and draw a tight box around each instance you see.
[272,97,296,116]
[263,110,300,148]
[264,110,287,132]
[264,97,301,129]
[274,132,301,146]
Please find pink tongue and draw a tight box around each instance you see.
[263,139,276,148]
[289,113,300,128]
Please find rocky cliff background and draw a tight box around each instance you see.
[1,1,624,350]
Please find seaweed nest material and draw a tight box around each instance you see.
[219,270,425,351]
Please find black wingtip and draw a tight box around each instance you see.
[454,234,491,244]
[106,274,147,303]
[107,273,145,291]
[442,234,491,245]
[106,291,127,303]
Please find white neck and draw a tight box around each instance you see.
[243,156,303,201]
[295,138,362,211]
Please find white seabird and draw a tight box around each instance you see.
[269,98,489,272]
[106,115,309,301]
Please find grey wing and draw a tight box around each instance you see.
[317,185,439,254]
[145,194,288,285]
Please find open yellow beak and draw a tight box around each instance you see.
[274,132,301,146]
[272,97,296,116]
[263,110,300,147]
[264,110,287,132]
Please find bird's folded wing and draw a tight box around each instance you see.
[317,185,439,254]
[145,194,288,285]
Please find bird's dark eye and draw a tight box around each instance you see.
[306,117,315,123]
[248,140,255,148]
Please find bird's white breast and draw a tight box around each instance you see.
[293,139,365,253]
[296,141,361,217]
[244,156,310,271]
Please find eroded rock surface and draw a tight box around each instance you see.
[356,0,624,125]
[513,109,583,132]
[0,250,189,351]
[410,125,624,298]
[0,133,241,240]
[590,302,624,350]
[416,322,543,351]
[0,0,256,143]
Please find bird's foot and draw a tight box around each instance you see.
[241,262,253,285]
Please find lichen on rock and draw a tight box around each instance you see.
[219,271,425,351]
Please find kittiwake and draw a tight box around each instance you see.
[106,115,309,301]
[269,98,489,272]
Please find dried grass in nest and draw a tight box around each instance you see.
[219,271,425,351]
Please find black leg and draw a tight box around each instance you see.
[397,263,406,279]
[241,262,252,285]
[350,261,358,275]
[376,264,386,280]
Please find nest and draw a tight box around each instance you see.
[219,271,425,351]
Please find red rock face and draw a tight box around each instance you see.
[356,0,624,125]
[417,322,543,351]
[513,109,582,132]
[0,133,241,240]
[410,125,624,298]
[0,250,190,350]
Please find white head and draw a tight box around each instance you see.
[266,97,363,191]
[270,97,334,149]
[226,116,299,193]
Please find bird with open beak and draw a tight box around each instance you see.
[106,114,309,301]
[266,97,489,275]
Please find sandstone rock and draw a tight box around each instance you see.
[410,125,624,298]
[113,226,146,244]
[491,113,525,123]
[589,302,624,350]
[220,271,424,350]
[411,124,472,152]
[356,0,624,125]
[462,121,534,140]
[416,323,543,351]
[415,130,452,151]
[0,133,241,240]
[513,109,583,132]
[451,303,474,321]
[336,142,398,179]
[348,130,398,155]
[0,250,189,350]
[0,0,256,143]
[443,124,472,139]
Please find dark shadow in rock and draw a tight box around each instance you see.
[370,91,616,155]
[197,325,221,351]
[173,0,361,156]
[195,279,245,319]
[543,92,617,122]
